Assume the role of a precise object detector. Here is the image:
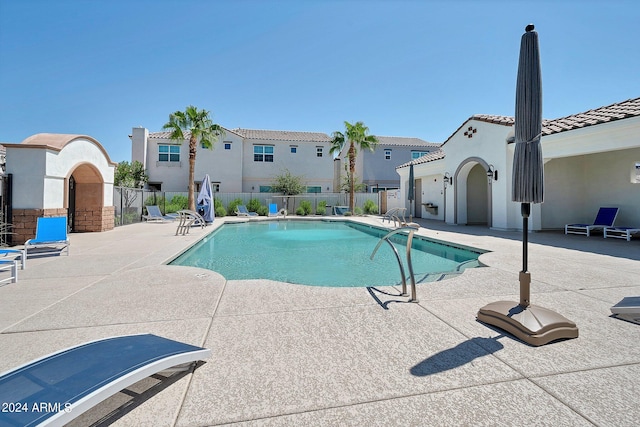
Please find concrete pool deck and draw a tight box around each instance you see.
[1,216,639,426]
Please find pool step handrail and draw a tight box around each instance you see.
[370,225,419,303]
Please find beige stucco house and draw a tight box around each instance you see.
[397,97,640,231]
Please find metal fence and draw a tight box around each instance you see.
[113,187,381,226]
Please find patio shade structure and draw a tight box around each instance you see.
[408,163,415,222]
[477,24,578,346]
[197,174,214,223]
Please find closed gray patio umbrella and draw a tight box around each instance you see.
[477,25,578,346]
[197,174,214,223]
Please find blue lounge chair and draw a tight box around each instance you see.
[0,259,18,285]
[268,203,286,217]
[604,226,640,241]
[0,334,211,427]
[235,205,258,217]
[143,205,178,222]
[25,216,70,257]
[0,248,26,269]
[564,207,619,237]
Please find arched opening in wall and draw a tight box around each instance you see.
[453,157,492,227]
[66,163,104,232]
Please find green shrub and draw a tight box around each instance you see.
[227,198,243,216]
[295,207,306,215]
[343,211,352,216]
[257,205,268,216]
[247,198,262,213]
[316,200,327,215]
[354,207,363,215]
[215,206,227,217]
[299,200,312,216]
[363,199,379,215]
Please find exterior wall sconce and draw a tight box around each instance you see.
[444,172,453,188]
[487,165,498,183]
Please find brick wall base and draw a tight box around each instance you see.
[11,206,115,245]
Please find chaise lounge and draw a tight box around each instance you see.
[25,216,70,258]
[604,226,640,241]
[0,334,211,426]
[564,207,619,237]
[235,205,258,217]
[143,205,178,222]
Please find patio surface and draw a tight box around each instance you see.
[1,216,639,426]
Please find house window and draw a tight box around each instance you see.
[290,145,297,153]
[159,145,180,162]
[224,142,232,150]
[411,151,429,159]
[254,145,274,162]
[316,147,323,157]
[306,186,321,193]
[384,149,391,160]
[259,185,273,192]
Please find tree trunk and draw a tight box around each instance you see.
[188,136,197,210]
[348,142,356,213]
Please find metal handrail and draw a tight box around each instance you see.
[370,225,419,302]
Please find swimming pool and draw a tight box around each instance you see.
[170,220,484,287]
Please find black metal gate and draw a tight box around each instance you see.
[1,174,13,246]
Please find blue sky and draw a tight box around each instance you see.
[1,0,638,162]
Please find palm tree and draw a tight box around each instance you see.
[163,105,224,210]
[329,121,378,213]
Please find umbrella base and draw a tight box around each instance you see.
[477,301,578,346]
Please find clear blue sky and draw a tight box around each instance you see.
[1,0,638,162]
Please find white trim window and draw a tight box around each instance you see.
[316,146,323,157]
[254,145,274,162]
[384,149,391,160]
[159,145,180,162]
[223,142,232,150]
[411,151,429,159]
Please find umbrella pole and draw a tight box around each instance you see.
[520,203,531,307]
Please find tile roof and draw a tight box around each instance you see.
[396,149,446,169]
[233,128,331,143]
[471,97,640,136]
[375,136,439,148]
[148,126,242,140]
[399,97,640,169]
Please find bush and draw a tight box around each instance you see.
[215,206,227,217]
[295,207,306,215]
[316,200,327,215]
[247,198,262,214]
[299,200,312,216]
[165,194,188,214]
[257,205,269,216]
[354,207,363,215]
[227,198,243,216]
[363,199,379,215]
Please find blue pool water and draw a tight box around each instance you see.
[170,220,483,287]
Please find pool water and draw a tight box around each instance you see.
[170,220,483,287]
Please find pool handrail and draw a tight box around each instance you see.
[370,225,419,302]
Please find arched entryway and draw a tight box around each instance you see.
[453,157,493,227]
[66,163,105,232]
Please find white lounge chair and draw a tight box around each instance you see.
[0,259,18,285]
[565,207,619,236]
[235,205,258,217]
[143,205,178,222]
[0,334,211,426]
[0,248,26,269]
[25,216,69,258]
[604,226,640,241]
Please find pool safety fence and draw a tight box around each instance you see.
[113,188,381,226]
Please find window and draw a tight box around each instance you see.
[384,149,391,160]
[411,151,429,159]
[224,142,232,150]
[290,145,297,154]
[259,185,273,192]
[159,145,180,162]
[316,147,323,157]
[306,186,321,193]
[254,145,274,162]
